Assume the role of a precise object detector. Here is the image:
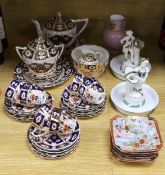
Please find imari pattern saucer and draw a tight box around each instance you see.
[4,79,53,121]
[14,59,73,88]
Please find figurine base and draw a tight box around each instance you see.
[110,55,126,80]
[110,82,159,115]
[110,55,151,80]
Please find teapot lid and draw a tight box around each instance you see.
[45,12,76,31]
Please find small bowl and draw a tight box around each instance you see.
[71,45,109,78]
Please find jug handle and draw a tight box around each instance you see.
[15,46,26,61]
[79,56,84,65]
[66,18,89,47]
[55,44,64,60]
[78,59,83,72]
[95,52,102,63]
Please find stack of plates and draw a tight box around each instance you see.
[28,104,80,159]
[61,73,106,118]
[14,59,73,88]
[4,79,53,121]
[110,116,163,163]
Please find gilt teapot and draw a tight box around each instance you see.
[43,12,89,48]
[16,20,64,79]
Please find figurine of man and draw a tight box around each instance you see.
[121,30,135,62]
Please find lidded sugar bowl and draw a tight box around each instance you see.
[43,12,89,48]
[16,20,64,79]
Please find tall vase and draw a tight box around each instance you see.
[103,14,126,53]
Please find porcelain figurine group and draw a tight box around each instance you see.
[110,31,158,116]
[4,12,162,162]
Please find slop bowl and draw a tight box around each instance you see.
[71,45,109,78]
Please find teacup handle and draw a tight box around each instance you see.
[15,46,27,61]
[66,18,89,47]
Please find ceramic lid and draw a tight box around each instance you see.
[23,37,58,61]
[28,36,52,51]
[45,12,76,31]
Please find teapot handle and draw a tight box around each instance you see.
[15,46,27,61]
[66,18,89,47]
[55,44,64,60]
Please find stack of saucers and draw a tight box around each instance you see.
[110,116,163,163]
[27,104,80,159]
[61,73,106,118]
[4,79,53,121]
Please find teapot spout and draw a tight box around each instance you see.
[15,46,27,61]
[32,19,43,37]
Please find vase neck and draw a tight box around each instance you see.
[110,14,125,31]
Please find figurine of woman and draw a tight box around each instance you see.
[123,59,150,107]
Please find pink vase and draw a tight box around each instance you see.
[103,14,126,53]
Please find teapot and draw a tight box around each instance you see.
[43,12,89,48]
[16,20,64,79]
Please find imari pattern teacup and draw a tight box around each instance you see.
[72,73,106,104]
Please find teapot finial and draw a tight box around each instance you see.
[57,11,62,17]
[32,19,43,37]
